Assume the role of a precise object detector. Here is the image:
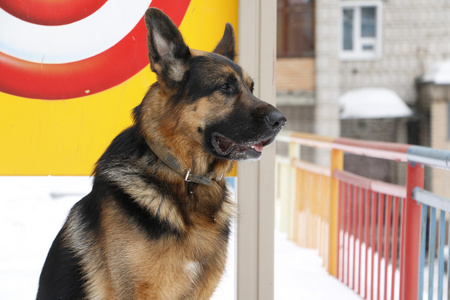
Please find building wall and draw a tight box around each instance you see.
[431,100,450,198]
[313,0,341,165]
[339,0,450,104]
[315,0,341,138]
[276,58,315,92]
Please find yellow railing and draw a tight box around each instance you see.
[276,131,342,273]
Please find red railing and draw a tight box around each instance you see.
[335,170,405,300]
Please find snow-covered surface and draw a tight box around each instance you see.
[422,61,450,84]
[0,176,360,300]
[337,233,401,300]
[339,88,413,119]
[275,231,360,300]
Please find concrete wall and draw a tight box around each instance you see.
[431,97,450,198]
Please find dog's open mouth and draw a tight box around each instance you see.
[211,133,271,157]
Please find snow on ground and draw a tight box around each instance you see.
[0,176,360,300]
[275,231,360,300]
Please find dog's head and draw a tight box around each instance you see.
[143,8,286,162]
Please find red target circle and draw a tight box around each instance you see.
[0,0,108,26]
[0,0,191,100]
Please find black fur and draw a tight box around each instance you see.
[167,54,247,105]
[36,190,104,300]
[109,181,181,240]
[213,23,236,61]
[95,125,149,170]
[185,55,242,102]
[36,229,87,300]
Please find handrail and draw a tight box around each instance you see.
[294,159,330,177]
[334,170,406,198]
[280,131,450,169]
[412,187,450,212]
[290,131,335,149]
[371,180,406,198]
[333,170,371,190]
[333,141,408,162]
[335,137,410,155]
[407,145,450,170]
[280,131,411,161]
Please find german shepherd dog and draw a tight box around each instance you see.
[37,8,286,300]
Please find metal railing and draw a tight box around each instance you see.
[276,131,450,300]
[408,147,450,300]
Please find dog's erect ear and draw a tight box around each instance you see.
[213,23,236,61]
[145,8,190,87]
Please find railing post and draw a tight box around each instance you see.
[328,148,343,276]
[288,140,300,241]
[400,161,424,300]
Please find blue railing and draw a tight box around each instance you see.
[408,146,450,300]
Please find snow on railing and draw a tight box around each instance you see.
[275,131,450,300]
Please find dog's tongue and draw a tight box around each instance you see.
[252,141,264,152]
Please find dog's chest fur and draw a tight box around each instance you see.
[99,197,233,300]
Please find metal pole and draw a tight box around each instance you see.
[400,162,424,300]
[328,149,343,276]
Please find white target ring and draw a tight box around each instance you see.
[0,0,152,64]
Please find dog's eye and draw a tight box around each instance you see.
[249,82,254,93]
[219,83,232,92]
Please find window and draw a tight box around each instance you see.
[340,1,382,60]
[277,0,315,57]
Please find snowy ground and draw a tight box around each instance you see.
[0,176,360,300]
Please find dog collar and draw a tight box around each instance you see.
[146,140,223,186]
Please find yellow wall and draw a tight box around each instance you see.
[0,0,238,175]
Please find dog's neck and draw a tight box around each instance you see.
[146,139,223,186]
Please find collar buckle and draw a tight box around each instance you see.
[185,169,192,182]
[185,169,212,186]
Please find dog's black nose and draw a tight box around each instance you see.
[266,110,286,131]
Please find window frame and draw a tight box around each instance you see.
[339,1,383,61]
